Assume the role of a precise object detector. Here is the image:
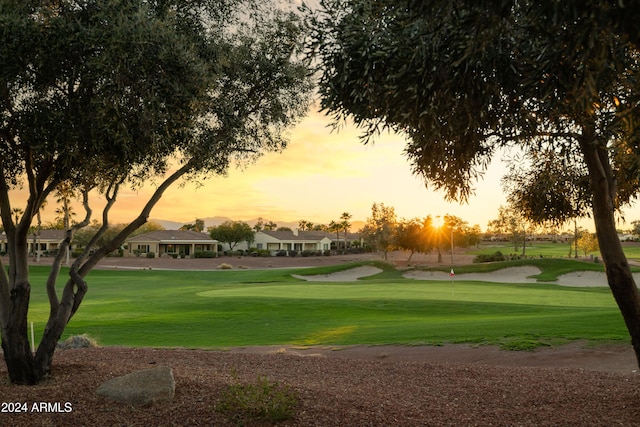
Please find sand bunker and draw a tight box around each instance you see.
[403,266,640,287]
[553,271,640,287]
[294,265,639,287]
[404,266,542,284]
[293,266,383,282]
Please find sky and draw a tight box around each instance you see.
[19,0,640,233]
[26,105,519,230]
[26,103,640,232]
[27,104,513,230]
[148,107,509,229]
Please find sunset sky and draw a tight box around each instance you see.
[123,106,510,228]
[31,103,640,233]
[19,0,640,233]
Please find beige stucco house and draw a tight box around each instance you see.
[1,229,68,256]
[253,229,333,254]
[125,230,218,258]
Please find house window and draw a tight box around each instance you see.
[256,243,263,249]
[137,244,150,253]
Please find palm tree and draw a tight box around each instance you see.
[298,219,313,231]
[339,212,352,251]
[329,220,341,252]
[54,182,76,265]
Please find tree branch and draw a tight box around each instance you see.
[84,162,194,274]
[44,186,92,318]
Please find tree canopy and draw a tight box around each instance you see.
[305,0,640,367]
[501,149,592,227]
[209,221,255,250]
[361,202,396,259]
[305,0,640,200]
[0,0,312,384]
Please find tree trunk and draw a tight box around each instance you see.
[1,281,39,385]
[580,135,640,368]
[1,164,193,384]
[574,220,579,259]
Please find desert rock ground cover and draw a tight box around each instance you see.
[1,345,639,426]
[2,252,640,425]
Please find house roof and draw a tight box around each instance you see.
[258,230,334,241]
[126,230,217,243]
[37,229,67,240]
[1,229,66,242]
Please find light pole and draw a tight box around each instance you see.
[450,226,454,265]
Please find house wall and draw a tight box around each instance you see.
[218,241,251,252]
[127,241,217,257]
[252,232,332,255]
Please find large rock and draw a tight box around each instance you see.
[96,366,175,405]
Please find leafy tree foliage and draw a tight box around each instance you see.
[395,217,431,263]
[502,149,592,227]
[298,220,314,231]
[487,205,533,254]
[339,212,352,250]
[0,0,311,384]
[209,221,255,251]
[361,202,396,259]
[577,232,600,257]
[305,0,640,366]
[180,219,205,233]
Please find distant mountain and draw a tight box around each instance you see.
[150,217,366,232]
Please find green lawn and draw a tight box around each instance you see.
[472,241,640,261]
[23,261,630,350]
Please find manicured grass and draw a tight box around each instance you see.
[23,262,629,350]
[472,241,640,261]
[422,258,618,282]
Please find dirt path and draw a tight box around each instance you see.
[225,341,638,374]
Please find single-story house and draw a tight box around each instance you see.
[0,229,68,256]
[125,230,218,258]
[253,229,333,254]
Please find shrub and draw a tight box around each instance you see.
[216,375,298,424]
[276,250,287,257]
[194,250,217,258]
[56,333,99,350]
[288,250,298,257]
[258,249,271,257]
[71,248,84,258]
[473,251,505,263]
[146,251,155,258]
